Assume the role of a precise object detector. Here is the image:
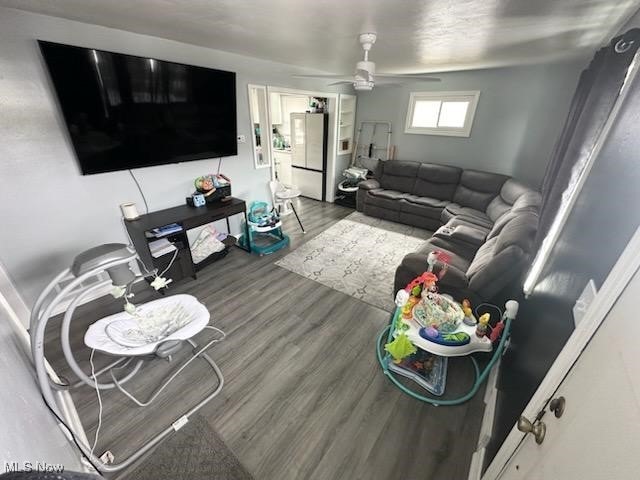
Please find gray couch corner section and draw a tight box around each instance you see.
[356,159,540,302]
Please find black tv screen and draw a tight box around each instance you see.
[38,41,237,175]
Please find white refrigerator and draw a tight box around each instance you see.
[290,113,328,201]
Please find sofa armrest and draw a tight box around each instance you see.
[358,179,380,190]
[434,224,487,248]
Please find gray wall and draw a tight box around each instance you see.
[355,61,587,187]
[0,310,84,471]
[488,25,640,462]
[0,7,348,308]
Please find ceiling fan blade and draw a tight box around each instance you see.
[375,73,441,81]
[327,81,354,86]
[292,74,352,80]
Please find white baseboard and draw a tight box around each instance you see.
[468,448,486,480]
[468,358,501,480]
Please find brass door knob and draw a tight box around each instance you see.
[517,416,546,444]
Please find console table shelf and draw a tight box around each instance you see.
[125,197,250,282]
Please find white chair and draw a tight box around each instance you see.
[268,180,286,214]
[268,180,305,233]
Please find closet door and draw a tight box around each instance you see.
[290,113,306,168]
[305,113,324,171]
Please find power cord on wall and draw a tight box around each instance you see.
[128,169,149,214]
[89,349,103,459]
[40,394,103,474]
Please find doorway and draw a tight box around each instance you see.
[267,87,339,202]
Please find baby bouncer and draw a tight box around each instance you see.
[30,243,225,473]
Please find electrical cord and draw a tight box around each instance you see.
[120,216,165,280]
[216,157,222,175]
[89,349,103,458]
[40,394,102,474]
[128,169,149,214]
[158,248,179,278]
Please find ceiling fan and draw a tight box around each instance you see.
[293,33,440,91]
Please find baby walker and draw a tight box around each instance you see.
[376,251,519,406]
[238,201,290,255]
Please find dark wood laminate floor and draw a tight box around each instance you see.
[44,198,485,480]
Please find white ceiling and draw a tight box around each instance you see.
[2,0,639,73]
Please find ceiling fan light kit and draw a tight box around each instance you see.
[293,32,439,91]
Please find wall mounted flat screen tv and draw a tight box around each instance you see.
[39,41,237,175]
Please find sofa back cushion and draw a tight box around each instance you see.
[467,211,538,280]
[485,179,539,222]
[377,160,419,192]
[487,191,542,239]
[412,163,462,200]
[453,170,508,211]
[466,211,538,298]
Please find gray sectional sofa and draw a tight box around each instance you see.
[356,160,540,302]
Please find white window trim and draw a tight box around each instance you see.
[405,90,480,137]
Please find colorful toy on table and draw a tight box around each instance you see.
[194,174,230,195]
[403,271,438,296]
[426,250,451,279]
[462,298,477,326]
[418,326,471,346]
[413,291,464,333]
[401,296,420,319]
[475,313,490,338]
[489,315,505,343]
[384,332,417,363]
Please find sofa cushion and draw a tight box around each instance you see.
[485,179,536,222]
[365,190,405,211]
[404,195,449,208]
[369,189,410,201]
[378,160,419,192]
[465,212,538,298]
[400,196,448,220]
[441,203,493,229]
[493,211,538,253]
[452,170,508,211]
[358,178,380,191]
[412,163,462,201]
[511,191,542,212]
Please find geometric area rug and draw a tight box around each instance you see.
[275,211,432,311]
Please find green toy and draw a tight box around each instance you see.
[384,333,417,363]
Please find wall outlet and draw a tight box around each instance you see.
[573,279,598,327]
[237,134,246,143]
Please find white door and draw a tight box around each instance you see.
[495,266,640,480]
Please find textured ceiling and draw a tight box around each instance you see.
[1,0,639,73]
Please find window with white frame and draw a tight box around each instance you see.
[405,91,480,137]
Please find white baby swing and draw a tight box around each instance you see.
[30,243,225,473]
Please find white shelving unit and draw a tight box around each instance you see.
[337,94,356,155]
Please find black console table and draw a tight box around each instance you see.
[125,197,250,282]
